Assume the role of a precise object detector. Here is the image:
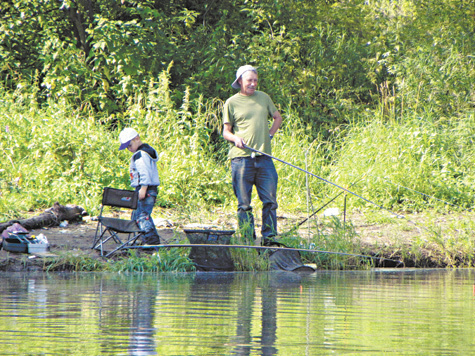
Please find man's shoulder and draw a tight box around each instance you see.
[226,91,270,103]
[255,90,272,101]
[225,92,242,104]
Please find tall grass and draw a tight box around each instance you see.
[0,94,122,218]
[329,113,475,212]
[0,71,233,219]
[42,249,195,272]
[278,216,371,270]
[108,249,195,273]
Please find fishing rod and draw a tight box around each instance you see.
[126,243,404,266]
[244,144,431,233]
[245,144,385,211]
[281,188,349,238]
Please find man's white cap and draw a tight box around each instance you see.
[119,128,138,150]
[231,65,257,89]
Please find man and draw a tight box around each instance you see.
[223,65,283,245]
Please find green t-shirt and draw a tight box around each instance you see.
[223,90,277,159]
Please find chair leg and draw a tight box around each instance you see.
[91,223,103,249]
[91,230,106,252]
[92,232,109,256]
[104,233,143,257]
[92,230,123,256]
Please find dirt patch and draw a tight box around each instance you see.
[1,210,473,271]
[0,219,182,272]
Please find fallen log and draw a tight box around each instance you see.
[0,202,88,233]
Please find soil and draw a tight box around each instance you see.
[0,218,181,272]
[1,209,473,272]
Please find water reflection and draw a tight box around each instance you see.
[180,272,304,356]
[231,271,304,356]
[127,279,158,355]
[0,269,474,355]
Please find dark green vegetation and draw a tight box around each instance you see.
[42,249,196,273]
[1,0,474,269]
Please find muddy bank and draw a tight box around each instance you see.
[0,210,473,272]
[0,220,181,272]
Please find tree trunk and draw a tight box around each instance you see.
[0,203,88,233]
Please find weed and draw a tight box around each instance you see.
[44,252,106,272]
[107,249,195,273]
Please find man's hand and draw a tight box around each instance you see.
[233,136,246,149]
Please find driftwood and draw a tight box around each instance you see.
[0,202,88,233]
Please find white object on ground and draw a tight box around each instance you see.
[323,208,340,217]
[37,233,49,244]
[183,223,218,230]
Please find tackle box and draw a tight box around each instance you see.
[2,233,30,253]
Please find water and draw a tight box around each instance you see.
[0,269,474,355]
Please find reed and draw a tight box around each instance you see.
[278,215,370,270]
[44,252,107,272]
[229,231,269,272]
[107,249,195,273]
[327,113,475,212]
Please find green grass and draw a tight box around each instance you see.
[107,249,196,273]
[44,252,107,272]
[42,249,196,273]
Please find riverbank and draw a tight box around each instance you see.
[1,208,473,272]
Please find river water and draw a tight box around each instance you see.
[0,269,474,355]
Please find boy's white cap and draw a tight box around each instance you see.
[231,65,257,89]
[119,128,138,150]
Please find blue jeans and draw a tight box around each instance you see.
[131,187,160,244]
[231,155,278,241]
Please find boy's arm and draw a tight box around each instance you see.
[134,152,152,200]
[138,185,148,200]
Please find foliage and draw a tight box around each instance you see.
[351,210,475,268]
[0,68,232,218]
[107,249,195,273]
[44,252,107,272]
[230,232,269,272]
[2,0,473,126]
[329,113,475,211]
[41,248,195,272]
[0,92,125,218]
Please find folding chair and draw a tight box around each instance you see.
[92,187,144,257]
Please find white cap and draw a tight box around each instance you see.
[118,128,138,150]
[231,65,257,89]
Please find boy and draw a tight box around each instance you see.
[119,127,161,245]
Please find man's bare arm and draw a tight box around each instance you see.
[223,123,245,148]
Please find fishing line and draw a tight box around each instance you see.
[377,175,472,212]
[245,145,390,212]
[244,145,432,234]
